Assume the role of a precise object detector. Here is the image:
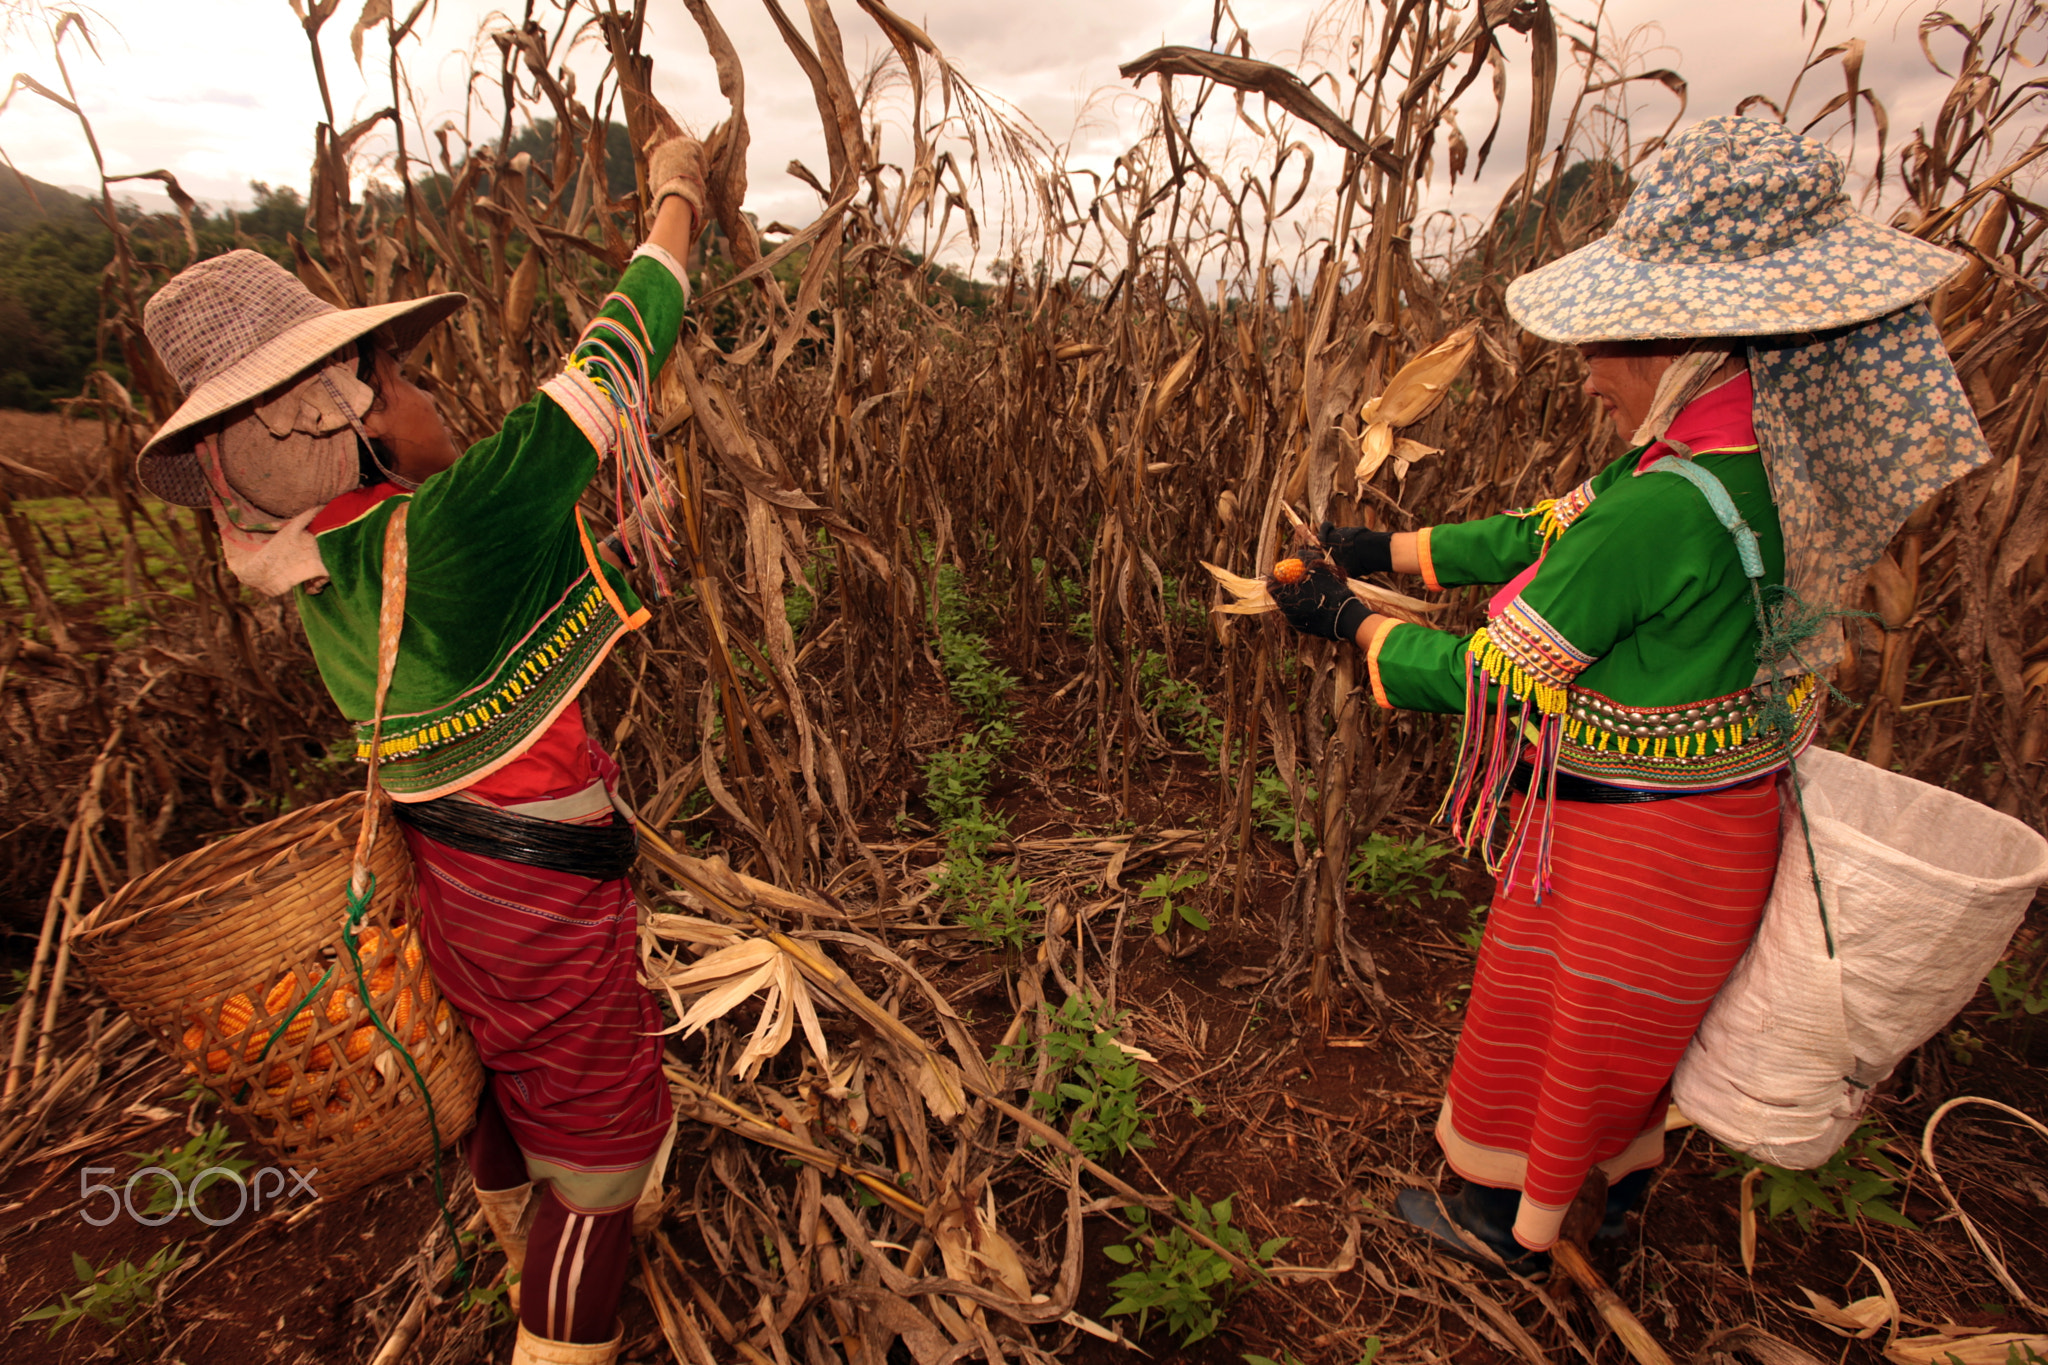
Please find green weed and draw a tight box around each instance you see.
[1250,767,1316,847]
[1988,954,2048,1022]
[922,737,1002,825]
[1348,831,1454,915]
[19,1245,188,1337]
[1137,650,1226,764]
[0,496,182,611]
[458,1271,516,1325]
[932,560,1019,722]
[1140,868,1210,936]
[1100,1194,1286,1347]
[126,1123,254,1217]
[1716,1121,1917,1232]
[994,993,1153,1162]
[954,866,1041,953]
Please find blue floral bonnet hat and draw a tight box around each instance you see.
[1506,114,1993,650]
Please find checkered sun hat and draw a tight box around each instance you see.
[1505,115,1965,342]
[137,249,466,507]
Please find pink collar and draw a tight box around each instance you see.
[1637,370,1756,472]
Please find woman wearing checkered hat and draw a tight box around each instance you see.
[136,135,710,1365]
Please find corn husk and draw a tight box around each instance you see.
[660,935,833,1080]
[1201,560,1445,627]
[1356,325,1477,484]
[1886,1332,2048,1364]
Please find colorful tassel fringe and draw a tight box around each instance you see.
[570,292,680,599]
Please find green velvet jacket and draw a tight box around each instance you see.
[1368,392,1818,793]
[296,255,684,799]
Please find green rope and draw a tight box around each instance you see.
[1749,581,1836,957]
[1645,455,1872,961]
[228,872,466,1283]
[1745,582,1881,961]
[232,964,336,1104]
[340,871,468,1283]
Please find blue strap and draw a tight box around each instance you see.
[1643,454,1766,581]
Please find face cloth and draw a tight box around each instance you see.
[202,361,376,531]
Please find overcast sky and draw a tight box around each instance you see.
[0,0,1997,270]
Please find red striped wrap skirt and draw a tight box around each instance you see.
[403,828,673,1177]
[1438,774,1781,1250]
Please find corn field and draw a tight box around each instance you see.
[1,1,2046,1361]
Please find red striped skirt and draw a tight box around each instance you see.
[1437,774,1781,1250]
[403,827,672,1175]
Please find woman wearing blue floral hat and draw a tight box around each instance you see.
[1272,114,1992,1273]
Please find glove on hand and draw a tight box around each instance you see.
[646,135,708,223]
[1272,562,1370,643]
[1318,521,1394,578]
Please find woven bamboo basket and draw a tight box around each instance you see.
[73,790,482,1199]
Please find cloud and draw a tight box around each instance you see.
[0,0,2004,259]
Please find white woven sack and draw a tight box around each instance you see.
[1672,746,2048,1169]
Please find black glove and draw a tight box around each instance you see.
[1318,522,1394,578]
[1272,563,1370,643]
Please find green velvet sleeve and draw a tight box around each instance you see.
[1371,621,1477,714]
[1421,512,1545,587]
[1421,447,1644,587]
[397,254,683,602]
[405,254,686,576]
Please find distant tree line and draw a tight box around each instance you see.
[0,118,1029,411]
[0,174,310,409]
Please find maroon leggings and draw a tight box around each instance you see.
[469,1086,634,1343]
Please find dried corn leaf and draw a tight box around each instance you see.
[643,913,745,950]
[1886,1331,2048,1364]
[931,1183,1032,1302]
[1794,1288,1892,1339]
[1359,325,1478,428]
[659,937,831,1077]
[671,957,776,1037]
[1355,421,1394,484]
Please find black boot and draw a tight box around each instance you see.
[1394,1182,1550,1279]
[1596,1167,1654,1241]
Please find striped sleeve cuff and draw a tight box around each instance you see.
[630,243,690,302]
[540,368,618,461]
[1415,526,1441,591]
[1364,617,1401,709]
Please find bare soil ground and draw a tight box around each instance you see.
[3,437,2045,1363]
[3,663,2043,1365]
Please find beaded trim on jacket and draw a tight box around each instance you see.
[352,571,632,794]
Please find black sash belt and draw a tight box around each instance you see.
[391,795,641,880]
[1508,761,1693,805]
